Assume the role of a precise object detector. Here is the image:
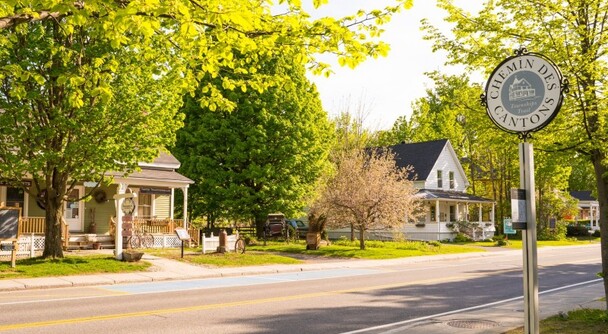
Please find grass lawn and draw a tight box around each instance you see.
[0,255,151,279]
[145,248,303,267]
[247,239,485,259]
[475,237,601,249]
[505,309,608,334]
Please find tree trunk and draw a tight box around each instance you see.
[359,227,365,250]
[42,187,65,259]
[591,149,608,309]
[255,216,266,239]
[351,223,355,242]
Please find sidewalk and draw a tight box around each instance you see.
[0,249,604,334]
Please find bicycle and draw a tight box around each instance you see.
[234,233,246,254]
[128,225,155,249]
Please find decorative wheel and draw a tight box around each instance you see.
[235,239,246,254]
[141,234,154,248]
[129,236,141,249]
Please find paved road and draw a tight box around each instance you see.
[0,245,602,334]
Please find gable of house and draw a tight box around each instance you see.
[388,139,468,192]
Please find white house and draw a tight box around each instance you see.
[394,139,495,241]
[327,139,495,241]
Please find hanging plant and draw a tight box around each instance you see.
[36,189,47,210]
[93,189,107,203]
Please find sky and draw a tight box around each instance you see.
[305,1,483,130]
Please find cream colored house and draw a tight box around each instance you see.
[1,152,194,251]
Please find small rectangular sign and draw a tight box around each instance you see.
[175,228,190,241]
[503,218,516,235]
[511,188,527,223]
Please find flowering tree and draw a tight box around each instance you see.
[312,148,420,249]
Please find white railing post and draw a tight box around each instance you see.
[30,233,35,258]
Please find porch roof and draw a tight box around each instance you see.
[110,168,194,188]
[416,189,493,203]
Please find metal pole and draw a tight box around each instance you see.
[520,142,539,334]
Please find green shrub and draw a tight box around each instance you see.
[427,240,441,248]
[567,224,590,237]
[453,233,471,243]
[593,230,601,237]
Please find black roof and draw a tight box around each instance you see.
[417,189,493,203]
[387,139,448,181]
[570,191,596,201]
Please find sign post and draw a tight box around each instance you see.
[113,188,137,261]
[0,206,21,268]
[175,228,190,259]
[482,47,567,334]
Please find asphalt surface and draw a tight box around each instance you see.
[0,247,605,334]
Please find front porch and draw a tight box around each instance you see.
[12,216,201,255]
[406,189,496,241]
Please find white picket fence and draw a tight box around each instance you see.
[0,233,44,260]
[201,233,238,254]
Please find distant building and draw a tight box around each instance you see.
[569,191,599,230]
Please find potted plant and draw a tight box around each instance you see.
[122,250,144,262]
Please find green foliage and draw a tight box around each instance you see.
[537,221,568,241]
[173,52,332,228]
[567,223,592,237]
[514,308,608,334]
[453,233,471,243]
[492,235,510,246]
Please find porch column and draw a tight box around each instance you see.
[114,183,128,261]
[436,200,440,234]
[455,203,459,222]
[591,204,597,228]
[170,188,175,220]
[491,203,495,224]
[478,204,483,224]
[182,186,188,229]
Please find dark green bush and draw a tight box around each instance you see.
[567,224,591,237]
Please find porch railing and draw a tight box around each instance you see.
[20,217,70,250]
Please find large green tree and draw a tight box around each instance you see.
[0,0,411,258]
[423,0,608,304]
[173,52,332,235]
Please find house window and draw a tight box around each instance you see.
[430,205,436,222]
[138,193,152,218]
[449,171,455,189]
[64,189,80,219]
[6,187,25,208]
[437,170,443,188]
[449,206,456,222]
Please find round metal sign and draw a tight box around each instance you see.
[483,49,567,136]
[121,197,135,216]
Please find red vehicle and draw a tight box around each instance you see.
[264,213,286,238]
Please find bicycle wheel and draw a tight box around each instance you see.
[141,234,154,248]
[129,235,141,249]
[235,238,246,254]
